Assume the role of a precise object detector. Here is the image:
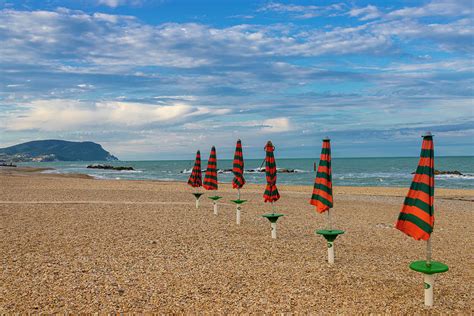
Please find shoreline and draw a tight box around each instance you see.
[2,166,473,198]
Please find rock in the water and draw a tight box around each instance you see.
[87,164,134,171]
[411,169,463,175]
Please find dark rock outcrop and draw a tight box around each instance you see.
[87,164,134,171]
[411,169,463,175]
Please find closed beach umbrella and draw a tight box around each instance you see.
[311,138,344,264]
[263,141,280,203]
[188,150,203,208]
[310,138,333,214]
[203,146,218,190]
[395,132,448,307]
[188,150,202,188]
[203,146,222,214]
[232,139,246,191]
[231,139,247,224]
[261,141,284,239]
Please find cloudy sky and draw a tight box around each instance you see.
[0,0,473,159]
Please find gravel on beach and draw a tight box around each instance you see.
[0,171,473,313]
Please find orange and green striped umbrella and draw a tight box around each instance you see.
[203,146,218,190]
[396,134,434,241]
[263,141,280,203]
[310,138,333,213]
[187,150,202,188]
[232,139,245,189]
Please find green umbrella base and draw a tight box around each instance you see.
[192,193,204,199]
[230,199,247,205]
[409,260,449,275]
[208,196,222,201]
[316,229,345,242]
[262,213,285,223]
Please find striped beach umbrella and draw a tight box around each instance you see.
[396,134,434,240]
[395,132,448,307]
[312,138,344,264]
[203,146,218,191]
[187,150,202,188]
[231,139,247,224]
[232,139,245,190]
[263,141,280,203]
[203,146,221,215]
[261,140,284,238]
[188,150,203,208]
[310,138,333,213]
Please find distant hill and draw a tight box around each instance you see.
[0,140,118,162]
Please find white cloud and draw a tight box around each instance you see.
[6,99,230,131]
[97,0,144,8]
[261,117,292,133]
[387,0,473,18]
[1,6,471,73]
[77,84,95,89]
[349,5,381,21]
[258,2,346,19]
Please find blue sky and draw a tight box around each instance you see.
[0,0,473,159]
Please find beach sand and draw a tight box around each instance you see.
[1,168,473,313]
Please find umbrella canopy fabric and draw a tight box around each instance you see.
[232,139,246,189]
[263,141,280,203]
[187,150,202,188]
[203,146,218,190]
[310,138,333,213]
[396,134,435,241]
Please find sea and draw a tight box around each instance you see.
[19,156,474,189]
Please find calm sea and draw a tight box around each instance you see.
[20,156,474,189]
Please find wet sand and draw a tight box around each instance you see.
[0,169,473,313]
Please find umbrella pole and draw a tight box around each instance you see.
[326,209,333,230]
[326,209,335,263]
[236,189,241,225]
[426,238,432,266]
[424,237,434,306]
[271,202,277,239]
[213,199,218,215]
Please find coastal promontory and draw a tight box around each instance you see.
[0,140,118,162]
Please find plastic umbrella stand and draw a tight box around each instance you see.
[262,203,284,239]
[208,195,222,215]
[231,189,247,224]
[192,193,204,208]
[316,211,344,264]
[409,239,448,306]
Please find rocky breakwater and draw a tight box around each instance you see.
[87,164,134,171]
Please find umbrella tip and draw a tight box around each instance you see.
[423,131,433,137]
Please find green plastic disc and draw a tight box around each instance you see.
[262,213,285,223]
[208,196,222,201]
[230,199,247,204]
[409,260,449,275]
[192,193,204,199]
[316,229,345,242]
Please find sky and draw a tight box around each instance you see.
[0,0,473,160]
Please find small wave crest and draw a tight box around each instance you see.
[436,173,474,180]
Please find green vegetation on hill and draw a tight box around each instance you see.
[0,140,118,162]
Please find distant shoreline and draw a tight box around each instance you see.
[2,166,474,196]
